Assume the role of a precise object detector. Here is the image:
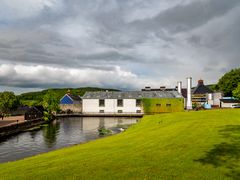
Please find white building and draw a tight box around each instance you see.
[220,99,240,108]
[82,91,183,115]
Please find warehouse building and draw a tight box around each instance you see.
[81,91,184,115]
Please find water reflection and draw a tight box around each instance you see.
[42,121,60,148]
[0,117,139,163]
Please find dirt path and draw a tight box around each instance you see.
[0,116,25,127]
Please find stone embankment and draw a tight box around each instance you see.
[0,118,45,138]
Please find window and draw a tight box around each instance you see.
[99,99,105,107]
[136,110,141,113]
[117,99,123,107]
[99,110,104,113]
[156,104,161,107]
[166,104,171,107]
[136,99,142,107]
[118,110,123,113]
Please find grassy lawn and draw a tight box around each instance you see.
[0,109,240,179]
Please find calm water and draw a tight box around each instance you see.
[0,117,139,163]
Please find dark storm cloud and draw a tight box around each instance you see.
[131,0,240,33]
[0,0,239,91]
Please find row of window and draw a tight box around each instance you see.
[156,103,172,107]
[99,99,142,107]
[99,100,172,107]
[99,110,142,113]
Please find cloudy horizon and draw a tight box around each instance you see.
[0,0,240,94]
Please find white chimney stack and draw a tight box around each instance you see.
[187,77,192,110]
[177,81,182,94]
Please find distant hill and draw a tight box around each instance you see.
[18,87,119,106]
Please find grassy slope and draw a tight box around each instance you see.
[0,109,240,179]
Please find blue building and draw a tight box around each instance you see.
[60,91,82,113]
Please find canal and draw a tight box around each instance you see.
[0,117,139,163]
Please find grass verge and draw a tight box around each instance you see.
[0,109,240,179]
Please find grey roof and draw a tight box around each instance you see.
[220,99,240,103]
[68,94,82,101]
[192,85,213,94]
[82,91,183,99]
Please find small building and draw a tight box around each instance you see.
[60,91,82,113]
[220,98,240,108]
[25,106,44,121]
[192,80,214,105]
[82,91,184,115]
[10,106,32,116]
[208,92,223,107]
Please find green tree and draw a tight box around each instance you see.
[42,90,59,121]
[217,68,240,96]
[233,83,240,100]
[0,91,19,114]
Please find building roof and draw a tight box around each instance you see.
[142,88,177,91]
[181,89,187,98]
[68,94,82,101]
[82,91,183,99]
[192,80,213,94]
[220,99,240,103]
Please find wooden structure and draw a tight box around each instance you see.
[25,106,44,121]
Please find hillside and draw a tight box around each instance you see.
[0,109,239,179]
[18,87,119,106]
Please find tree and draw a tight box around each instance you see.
[42,90,60,121]
[217,68,240,96]
[0,91,19,115]
[233,83,240,100]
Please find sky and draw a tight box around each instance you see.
[0,0,239,94]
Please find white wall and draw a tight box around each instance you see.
[207,92,222,107]
[221,102,238,108]
[213,92,222,106]
[82,99,142,114]
[59,104,82,113]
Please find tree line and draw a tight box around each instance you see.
[0,87,119,119]
[0,68,239,116]
[215,68,240,99]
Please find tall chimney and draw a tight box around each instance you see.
[187,77,192,110]
[177,81,182,94]
[198,79,204,85]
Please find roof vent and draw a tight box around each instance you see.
[145,86,151,91]
[67,89,71,95]
[160,86,166,91]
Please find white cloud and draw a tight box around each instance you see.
[0,64,162,90]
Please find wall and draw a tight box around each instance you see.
[213,92,222,106]
[142,98,184,114]
[220,102,237,108]
[82,99,142,114]
[60,104,82,113]
[0,119,45,138]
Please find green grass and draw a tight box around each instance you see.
[1,109,240,179]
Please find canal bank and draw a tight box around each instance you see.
[0,118,46,139]
[56,113,144,118]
